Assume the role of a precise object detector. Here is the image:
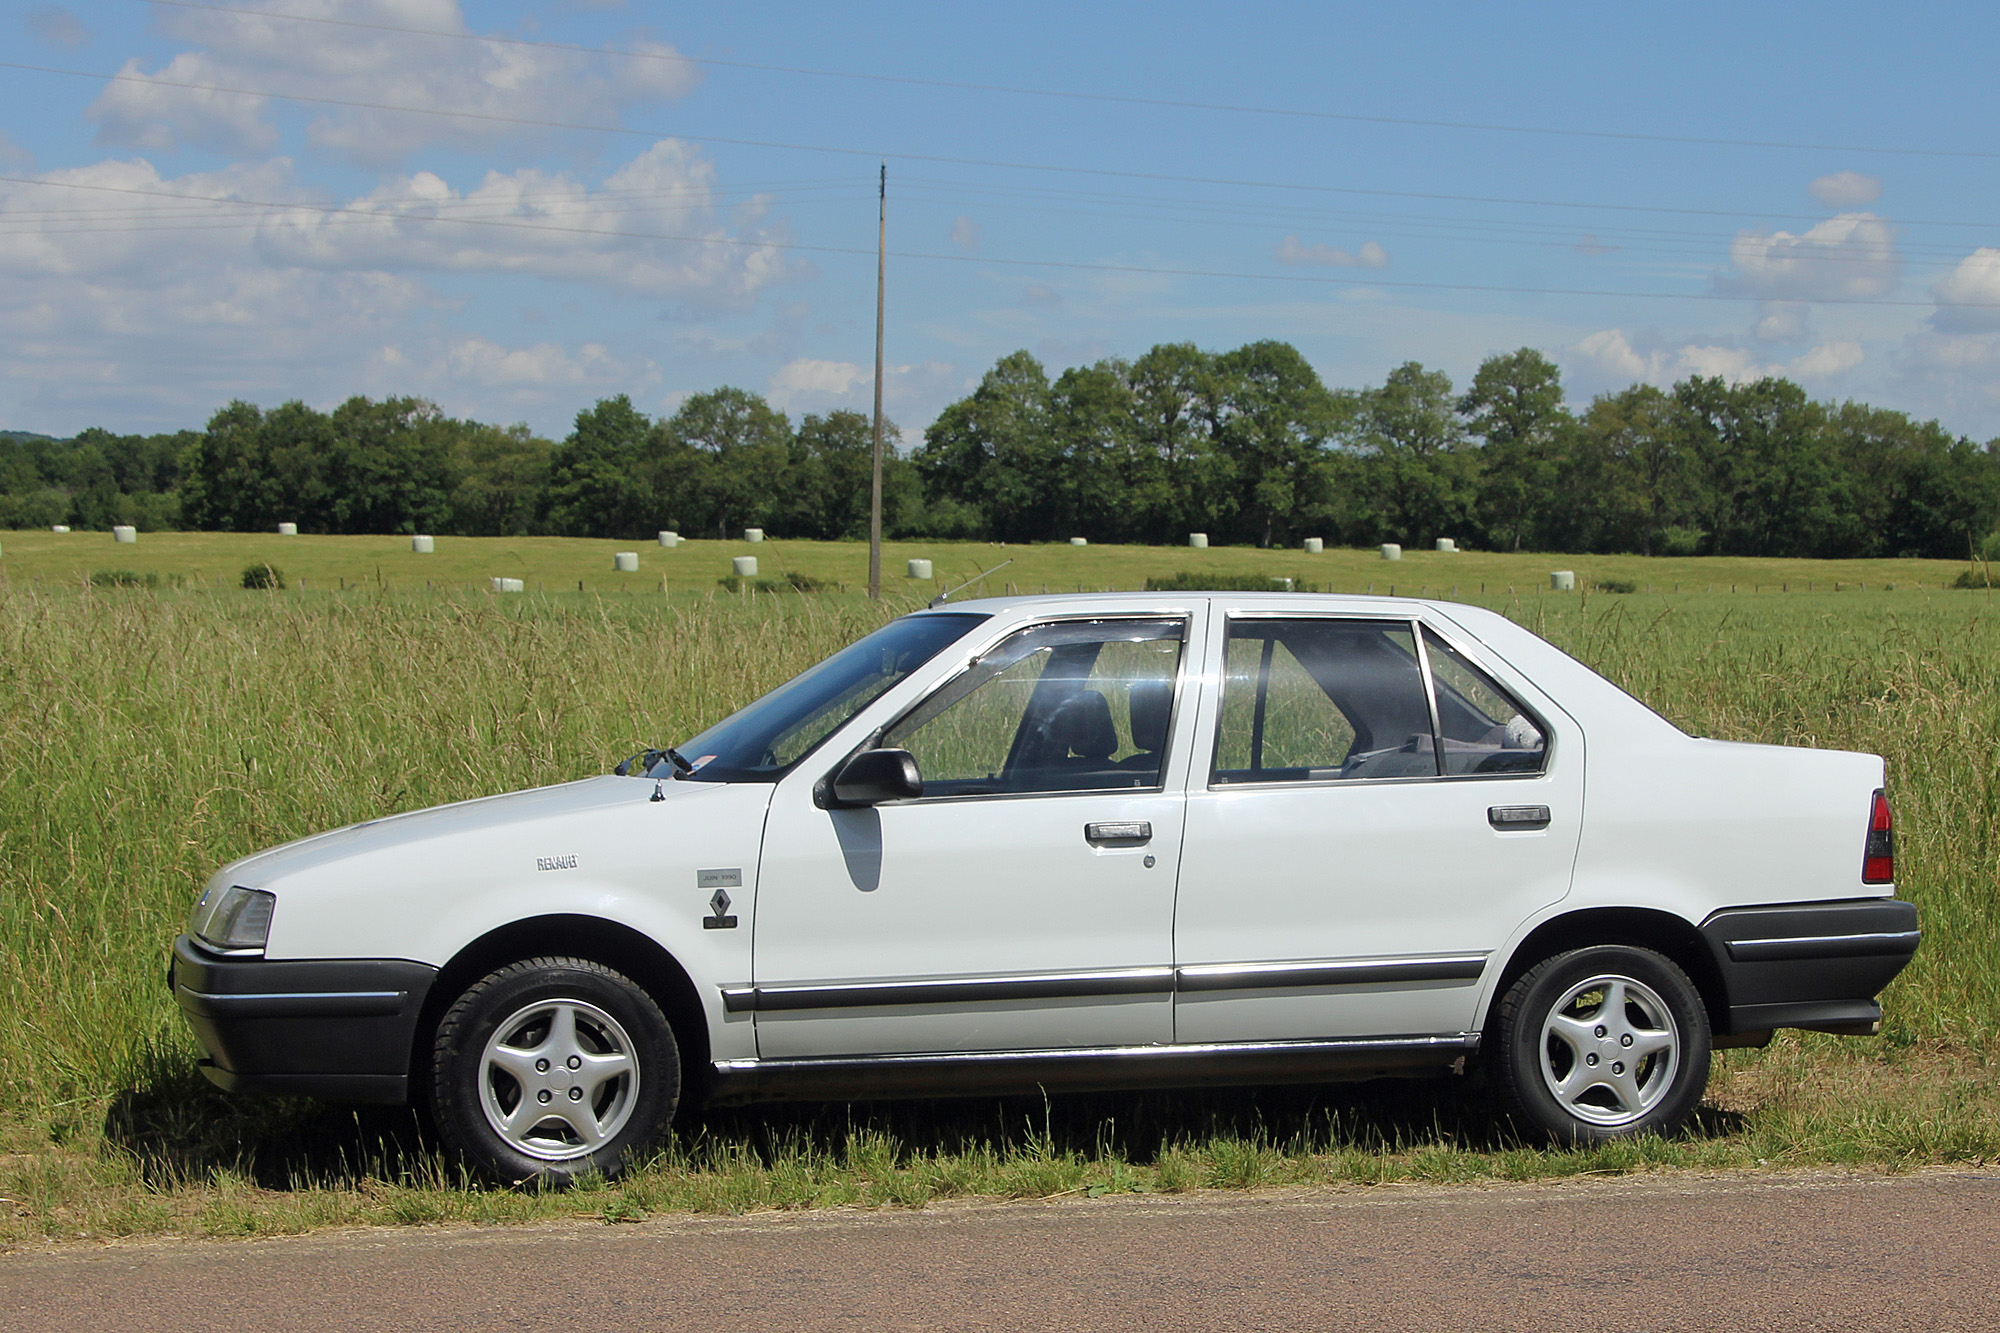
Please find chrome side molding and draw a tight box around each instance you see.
[1176,954,1487,992]
[722,953,1489,1013]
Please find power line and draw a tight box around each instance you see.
[5,172,1988,309]
[9,58,1990,235]
[136,0,2000,162]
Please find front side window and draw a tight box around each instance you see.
[1213,619,1437,783]
[1423,628,1547,775]
[882,619,1186,797]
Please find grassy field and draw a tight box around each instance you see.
[2,543,1998,1245]
[0,527,1978,598]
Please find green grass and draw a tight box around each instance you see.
[2,552,1999,1245]
[0,527,1979,598]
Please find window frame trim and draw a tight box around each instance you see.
[1207,610,1555,791]
[869,612,1197,804]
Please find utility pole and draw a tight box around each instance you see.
[868,161,887,601]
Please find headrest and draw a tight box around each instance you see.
[1127,678,1173,753]
[1048,689,1118,761]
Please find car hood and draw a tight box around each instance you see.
[215,774,721,888]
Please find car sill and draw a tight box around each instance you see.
[707,1034,1478,1105]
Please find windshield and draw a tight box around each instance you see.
[660,612,988,783]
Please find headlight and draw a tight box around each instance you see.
[189,885,276,953]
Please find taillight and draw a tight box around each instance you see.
[1862,789,1895,884]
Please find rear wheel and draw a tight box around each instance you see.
[1494,945,1710,1144]
[429,957,680,1184]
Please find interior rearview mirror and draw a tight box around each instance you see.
[828,748,924,807]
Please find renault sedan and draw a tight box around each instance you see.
[170,594,1918,1182]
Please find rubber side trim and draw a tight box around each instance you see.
[1699,900,1918,1035]
[171,935,437,1095]
[707,1034,1477,1105]
[196,1063,409,1104]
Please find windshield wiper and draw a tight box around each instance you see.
[614,747,697,778]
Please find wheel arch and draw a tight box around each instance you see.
[1481,906,1730,1037]
[411,914,712,1100]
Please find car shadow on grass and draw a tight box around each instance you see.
[102,1050,1751,1193]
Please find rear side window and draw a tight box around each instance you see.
[1213,619,1438,783]
[1422,628,1547,775]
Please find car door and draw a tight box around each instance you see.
[749,612,1202,1059]
[1173,611,1582,1044]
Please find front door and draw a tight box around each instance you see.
[1174,613,1582,1044]
[751,614,1199,1058]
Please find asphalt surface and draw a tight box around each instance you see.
[4,1170,1996,1332]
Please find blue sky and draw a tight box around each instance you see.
[5,0,2000,443]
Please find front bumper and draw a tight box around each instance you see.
[169,934,438,1104]
[1701,898,1920,1036]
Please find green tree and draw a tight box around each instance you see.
[915,351,1058,541]
[666,388,792,539]
[449,422,553,536]
[1123,343,1230,541]
[1351,362,1476,547]
[1212,341,1342,547]
[1672,376,1831,556]
[780,410,919,540]
[322,396,456,535]
[543,395,654,538]
[1458,349,1571,551]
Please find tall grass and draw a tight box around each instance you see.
[1,581,1997,1239]
[0,584,896,1122]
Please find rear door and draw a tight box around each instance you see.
[1173,612,1582,1043]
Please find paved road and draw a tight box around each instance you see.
[4,1170,1995,1332]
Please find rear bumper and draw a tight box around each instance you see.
[1700,899,1920,1036]
[169,934,437,1104]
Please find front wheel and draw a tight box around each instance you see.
[1493,945,1710,1144]
[429,957,680,1184]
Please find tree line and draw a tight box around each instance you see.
[6,343,1999,559]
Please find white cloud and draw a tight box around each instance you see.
[1727,213,1899,301]
[765,357,958,418]
[0,147,797,432]
[950,215,980,254]
[0,132,32,171]
[1574,328,1653,381]
[85,1,701,167]
[1789,341,1864,378]
[1575,234,1618,257]
[1753,301,1808,344]
[257,141,797,304]
[1571,328,1863,389]
[0,146,791,306]
[1022,282,1061,306]
[27,5,88,48]
[90,54,279,155]
[1931,248,2000,332]
[769,358,869,404]
[1810,171,1882,208]
[1893,330,2000,432]
[434,337,639,388]
[1275,236,1389,269]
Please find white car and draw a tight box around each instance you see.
[170,594,1917,1182]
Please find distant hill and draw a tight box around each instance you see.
[0,430,62,445]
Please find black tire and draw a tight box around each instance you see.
[1493,945,1710,1145]
[429,956,680,1185]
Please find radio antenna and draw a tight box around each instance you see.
[929,559,1013,608]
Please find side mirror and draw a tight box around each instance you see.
[827,748,923,807]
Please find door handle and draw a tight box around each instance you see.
[1488,805,1552,831]
[1085,821,1152,846]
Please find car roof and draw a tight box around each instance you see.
[918,590,1437,615]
